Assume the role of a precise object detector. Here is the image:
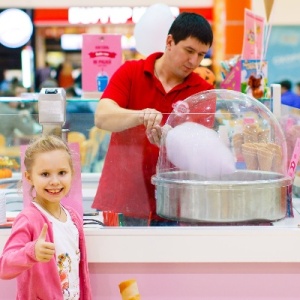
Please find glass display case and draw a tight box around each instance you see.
[1,93,300,300]
[0,90,294,226]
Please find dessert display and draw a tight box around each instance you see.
[0,156,19,179]
[232,123,283,173]
[152,89,291,223]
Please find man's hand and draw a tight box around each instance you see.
[140,108,162,131]
[146,124,173,147]
[140,108,163,146]
[146,125,162,146]
[34,224,55,263]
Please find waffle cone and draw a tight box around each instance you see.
[232,133,244,156]
[242,145,257,170]
[243,131,258,143]
[257,147,273,171]
[254,143,267,150]
[258,129,270,143]
[243,124,259,143]
[242,142,257,152]
[267,143,283,173]
[244,154,258,169]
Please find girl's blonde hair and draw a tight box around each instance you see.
[24,135,74,174]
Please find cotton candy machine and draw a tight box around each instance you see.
[151,89,292,223]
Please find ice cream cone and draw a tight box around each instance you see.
[119,279,141,300]
[242,143,258,170]
[267,143,283,173]
[232,133,244,158]
[258,129,270,143]
[243,124,259,143]
[254,143,267,150]
[257,147,273,171]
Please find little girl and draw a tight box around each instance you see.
[0,135,92,299]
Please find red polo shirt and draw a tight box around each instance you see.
[92,52,215,219]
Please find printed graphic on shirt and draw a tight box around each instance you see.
[58,252,80,299]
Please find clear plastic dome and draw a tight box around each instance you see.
[157,90,287,179]
[152,89,292,223]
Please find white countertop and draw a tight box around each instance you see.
[1,200,300,264]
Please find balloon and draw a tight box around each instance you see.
[134,3,175,57]
[165,122,236,179]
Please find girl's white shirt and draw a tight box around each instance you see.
[33,202,80,300]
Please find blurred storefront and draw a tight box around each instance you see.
[0,1,254,92]
[33,6,213,68]
[0,5,214,91]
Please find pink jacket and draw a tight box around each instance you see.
[0,203,92,300]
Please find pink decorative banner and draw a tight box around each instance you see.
[20,143,83,216]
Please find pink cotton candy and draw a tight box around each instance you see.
[165,122,236,179]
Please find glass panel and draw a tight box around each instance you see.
[0,91,297,228]
[0,97,106,173]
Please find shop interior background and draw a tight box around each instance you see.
[0,0,300,94]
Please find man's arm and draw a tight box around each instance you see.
[94,98,163,133]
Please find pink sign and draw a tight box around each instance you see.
[242,9,265,60]
[287,137,300,178]
[20,143,83,216]
[81,34,122,92]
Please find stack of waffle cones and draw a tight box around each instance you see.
[243,124,259,143]
[242,142,282,172]
[258,129,270,143]
[119,279,141,300]
[243,124,270,143]
[232,122,280,172]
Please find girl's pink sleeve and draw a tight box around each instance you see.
[0,214,37,279]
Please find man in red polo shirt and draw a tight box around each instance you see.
[92,12,215,226]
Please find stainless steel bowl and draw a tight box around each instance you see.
[151,171,291,223]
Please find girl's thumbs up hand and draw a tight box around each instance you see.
[34,224,55,262]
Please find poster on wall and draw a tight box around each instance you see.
[266,26,300,89]
[81,34,122,97]
[220,9,268,100]
[241,9,265,60]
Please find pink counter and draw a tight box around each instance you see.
[1,205,300,299]
[2,262,300,299]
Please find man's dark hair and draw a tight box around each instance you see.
[279,80,292,91]
[168,12,213,47]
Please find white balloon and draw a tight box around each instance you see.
[166,122,236,179]
[134,3,174,57]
